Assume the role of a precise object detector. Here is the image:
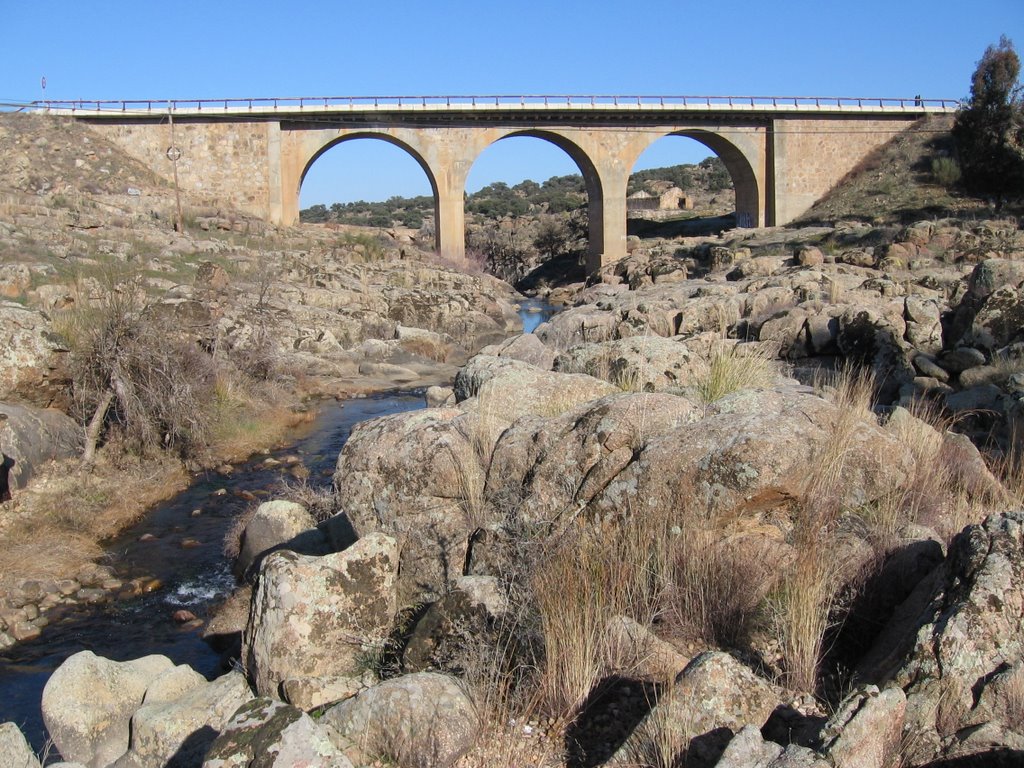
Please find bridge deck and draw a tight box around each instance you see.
[36,94,957,118]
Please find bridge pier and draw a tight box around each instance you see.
[436,173,466,264]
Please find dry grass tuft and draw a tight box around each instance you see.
[1000,666,1024,728]
[665,523,766,650]
[208,376,305,463]
[529,510,675,720]
[399,335,453,363]
[695,341,777,404]
[996,418,1024,507]
[770,547,841,693]
[0,455,187,586]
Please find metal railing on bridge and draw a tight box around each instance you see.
[32,94,959,115]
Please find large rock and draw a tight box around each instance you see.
[243,533,398,698]
[860,512,1024,764]
[480,332,556,370]
[280,672,372,712]
[0,401,82,492]
[403,575,508,673]
[321,672,478,768]
[818,685,906,768]
[716,726,829,767]
[0,722,41,768]
[203,697,353,768]
[604,614,691,680]
[0,301,70,408]
[234,499,320,577]
[41,651,175,768]
[554,335,716,393]
[454,353,617,418]
[485,392,701,525]
[111,670,254,768]
[612,651,784,767]
[835,307,913,402]
[333,366,612,603]
[588,386,913,523]
[714,726,785,768]
[333,407,490,602]
[948,259,1024,352]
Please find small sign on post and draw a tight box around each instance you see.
[167,107,185,233]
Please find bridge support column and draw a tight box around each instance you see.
[436,173,466,262]
[591,170,628,274]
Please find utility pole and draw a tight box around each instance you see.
[167,105,184,233]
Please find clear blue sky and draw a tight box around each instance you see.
[3,1,1021,206]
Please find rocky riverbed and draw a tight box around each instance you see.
[2,110,1024,767]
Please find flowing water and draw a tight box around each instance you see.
[518,297,560,335]
[0,392,425,756]
[0,300,559,757]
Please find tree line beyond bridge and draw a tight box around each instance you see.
[44,95,955,272]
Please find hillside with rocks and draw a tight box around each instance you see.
[1,108,1024,768]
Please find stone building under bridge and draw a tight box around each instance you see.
[626,187,693,217]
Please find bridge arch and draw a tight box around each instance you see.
[465,129,606,261]
[295,131,442,246]
[626,128,764,229]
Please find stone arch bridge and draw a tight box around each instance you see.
[45,95,954,272]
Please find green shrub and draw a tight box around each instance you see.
[930,156,962,187]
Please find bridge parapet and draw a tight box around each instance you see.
[36,93,958,118]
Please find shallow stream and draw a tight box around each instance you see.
[0,299,558,757]
[0,393,425,756]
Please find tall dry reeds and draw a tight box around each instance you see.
[769,365,875,692]
[531,515,673,718]
[664,523,765,650]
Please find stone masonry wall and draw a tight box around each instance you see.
[773,116,908,223]
[86,119,271,218]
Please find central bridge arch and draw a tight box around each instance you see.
[468,129,606,257]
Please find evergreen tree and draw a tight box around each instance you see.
[952,36,1024,201]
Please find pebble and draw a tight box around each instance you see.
[181,538,202,549]
[212,488,228,497]
[39,593,61,611]
[172,609,198,623]
[76,588,108,604]
[190,509,203,517]
[139,533,158,542]
[56,579,79,596]
[11,622,40,642]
